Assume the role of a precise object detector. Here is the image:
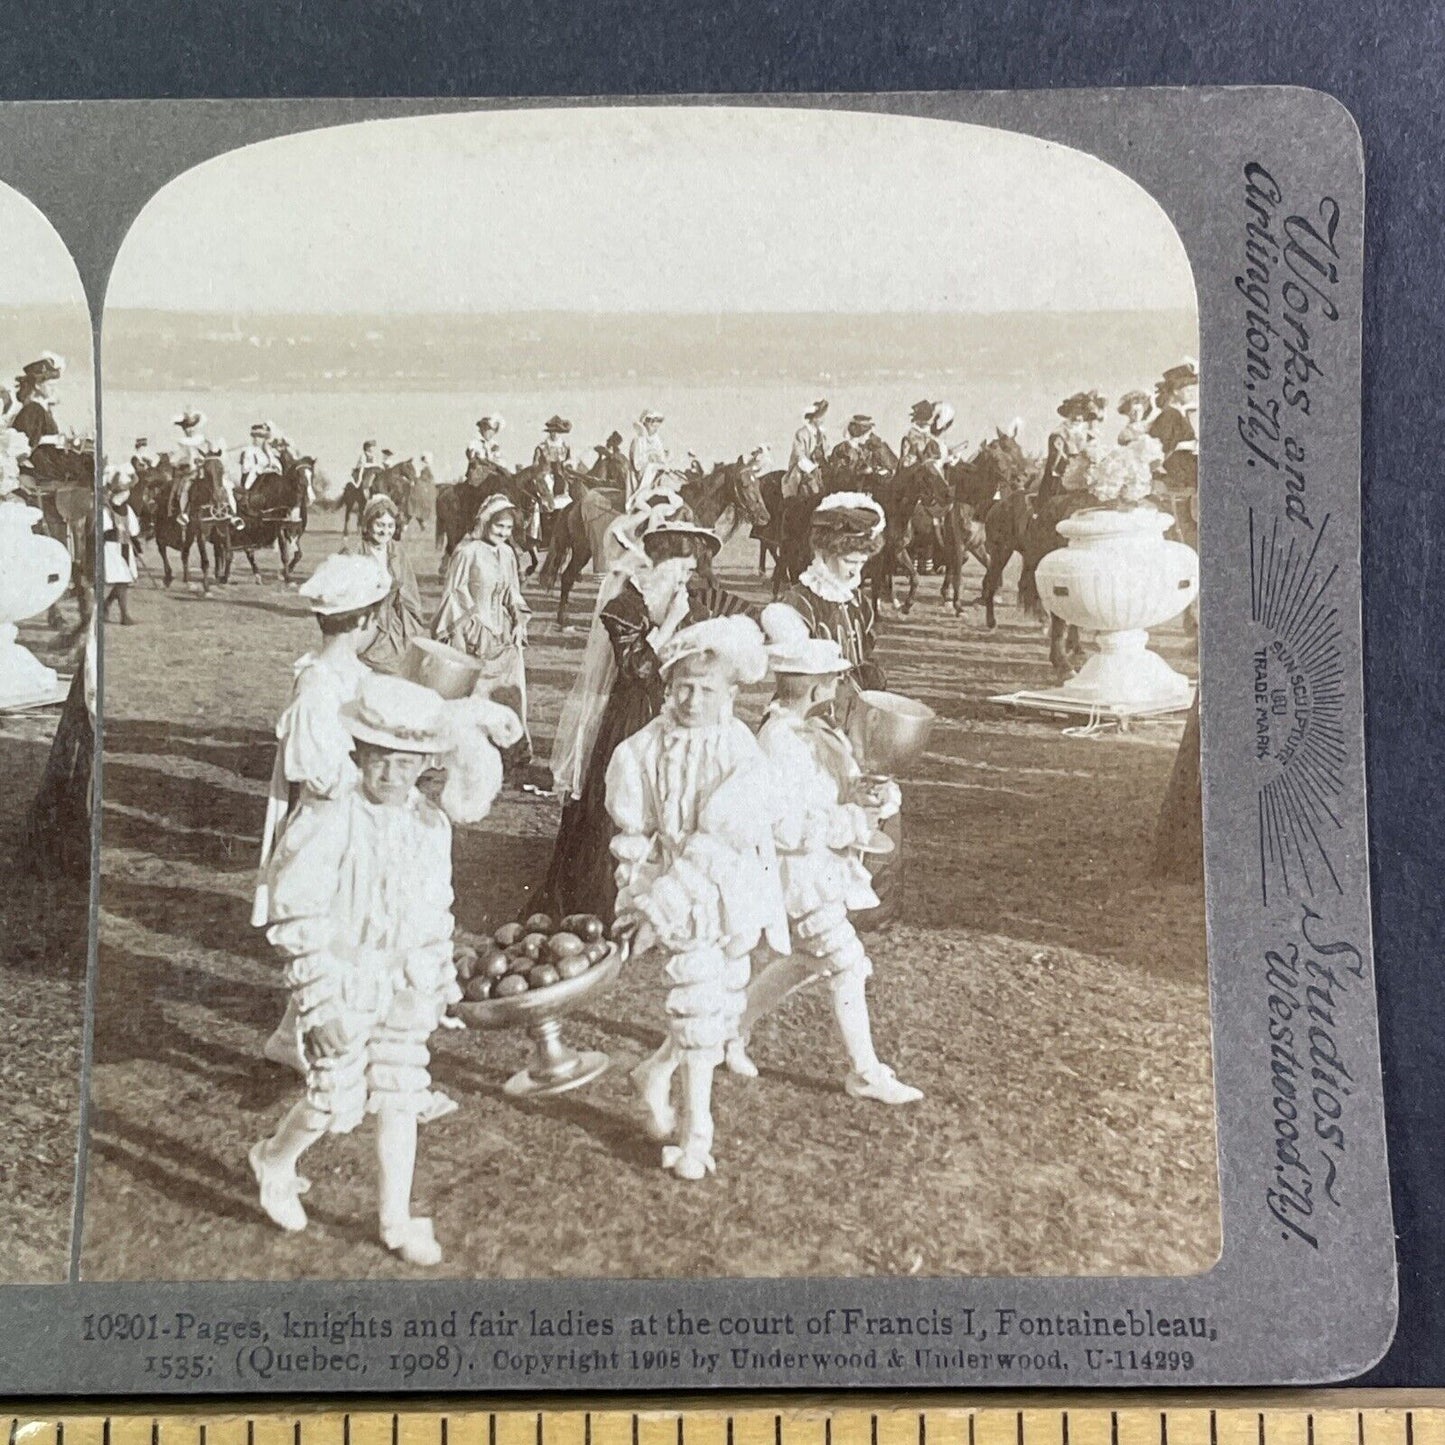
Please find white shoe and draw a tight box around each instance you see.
[845,1065,924,1105]
[417,1090,459,1125]
[724,1039,758,1079]
[249,1141,309,1232]
[630,1058,677,1141]
[262,1025,306,1074]
[381,1216,443,1267]
[662,1143,716,1181]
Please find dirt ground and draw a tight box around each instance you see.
[83,518,1218,1281]
[0,615,89,1282]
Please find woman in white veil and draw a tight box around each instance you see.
[536,486,734,922]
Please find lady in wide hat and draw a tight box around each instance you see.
[777,491,888,691]
[1039,389,1107,506]
[783,398,830,500]
[627,408,670,505]
[1148,358,1200,545]
[10,353,65,452]
[341,492,427,676]
[432,493,534,761]
[532,414,575,512]
[539,512,735,922]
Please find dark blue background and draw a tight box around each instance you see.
[5,0,1441,1387]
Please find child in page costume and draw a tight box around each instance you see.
[724,605,922,1106]
[249,673,520,1267]
[252,553,392,1072]
[606,616,789,1181]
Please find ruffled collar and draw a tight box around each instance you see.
[799,560,861,605]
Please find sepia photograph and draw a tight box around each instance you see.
[83,105,1216,1282]
[0,179,97,1280]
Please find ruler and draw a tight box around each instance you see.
[6,1397,1445,1445]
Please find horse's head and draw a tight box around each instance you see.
[978,422,1033,492]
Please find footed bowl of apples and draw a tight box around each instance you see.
[450,912,623,1098]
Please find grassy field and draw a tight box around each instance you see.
[82,516,1219,1282]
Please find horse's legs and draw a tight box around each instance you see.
[244,549,262,581]
[196,532,212,595]
[898,542,919,615]
[158,542,174,588]
[981,544,1009,630]
[556,546,589,629]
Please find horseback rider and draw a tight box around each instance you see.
[830,414,894,493]
[172,409,210,470]
[240,421,279,502]
[466,416,505,475]
[782,399,829,500]
[533,415,575,513]
[10,353,66,454]
[627,408,669,504]
[1039,390,1106,507]
[130,436,157,477]
[1148,359,1199,548]
[898,399,939,474]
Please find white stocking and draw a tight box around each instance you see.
[830,969,882,1078]
[376,1107,419,1230]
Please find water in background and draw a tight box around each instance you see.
[104,309,1196,492]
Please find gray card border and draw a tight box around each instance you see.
[0,87,1393,1391]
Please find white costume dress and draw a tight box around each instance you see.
[239,441,278,492]
[783,421,827,499]
[101,499,141,586]
[627,430,669,503]
[251,650,370,927]
[756,705,877,980]
[261,787,459,1134]
[606,715,788,1051]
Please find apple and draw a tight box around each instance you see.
[482,949,511,980]
[545,931,585,963]
[462,976,492,1002]
[494,974,529,998]
[524,912,555,935]
[555,954,590,981]
[521,932,549,957]
[528,963,562,989]
[583,940,611,965]
[493,922,525,948]
[453,945,479,981]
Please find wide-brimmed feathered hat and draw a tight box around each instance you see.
[544,415,572,434]
[477,414,504,433]
[1117,389,1153,416]
[910,399,935,426]
[173,409,206,431]
[21,353,64,384]
[804,398,829,422]
[930,403,956,436]
[761,602,853,676]
[847,414,875,437]
[641,513,722,558]
[658,615,769,685]
[342,674,450,754]
[298,553,392,617]
[1160,358,1199,390]
[810,491,887,554]
[1057,390,1107,423]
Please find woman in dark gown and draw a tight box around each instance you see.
[536,520,753,923]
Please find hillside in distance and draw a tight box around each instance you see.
[103,309,1197,392]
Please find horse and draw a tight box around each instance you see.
[231,456,312,584]
[371,458,420,531]
[977,468,1090,678]
[18,441,96,626]
[434,459,547,571]
[535,464,622,628]
[339,478,369,534]
[147,455,235,592]
[864,462,954,614]
[936,427,1033,615]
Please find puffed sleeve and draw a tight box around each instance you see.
[277,665,357,799]
[263,799,353,1030]
[600,592,663,687]
[398,801,460,1018]
[757,721,832,853]
[604,730,653,877]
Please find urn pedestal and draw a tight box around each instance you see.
[0,502,72,711]
[992,505,1198,724]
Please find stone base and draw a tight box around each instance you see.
[0,639,70,713]
[991,683,1195,731]
[0,673,71,713]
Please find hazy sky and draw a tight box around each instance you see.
[0,180,88,307]
[107,107,1195,316]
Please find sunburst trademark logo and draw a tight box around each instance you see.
[1249,509,1346,904]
